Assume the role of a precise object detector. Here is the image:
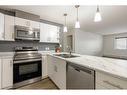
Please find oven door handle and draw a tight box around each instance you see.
[13,58,42,64]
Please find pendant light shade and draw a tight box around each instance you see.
[63,13,68,32]
[94,6,102,22]
[63,26,67,32]
[75,5,80,28]
[75,21,80,28]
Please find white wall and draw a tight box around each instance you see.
[103,32,127,58]
[74,29,103,56]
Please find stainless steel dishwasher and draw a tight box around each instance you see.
[66,62,95,89]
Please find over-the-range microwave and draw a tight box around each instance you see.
[14,25,40,41]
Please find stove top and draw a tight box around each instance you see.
[14,47,41,61]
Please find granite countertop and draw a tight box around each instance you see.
[38,50,55,55]
[1,51,127,80]
[49,52,127,80]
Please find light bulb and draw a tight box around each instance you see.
[94,11,102,22]
[63,26,67,32]
[75,20,80,28]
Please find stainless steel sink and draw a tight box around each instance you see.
[54,54,79,58]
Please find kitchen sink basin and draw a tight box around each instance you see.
[54,54,79,58]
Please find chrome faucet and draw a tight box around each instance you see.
[67,46,72,55]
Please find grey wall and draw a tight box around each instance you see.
[74,29,103,56]
[103,32,127,58]
[0,41,59,52]
[63,29,103,56]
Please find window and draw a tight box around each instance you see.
[115,37,127,50]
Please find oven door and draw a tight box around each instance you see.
[13,59,42,83]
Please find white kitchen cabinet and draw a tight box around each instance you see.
[4,15,15,41]
[0,13,4,40]
[96,71,127,89]
[15,17,40,28]
[40,23,60,43]
[0,58,2,89]
[1,57,13,89]
[42,55,48,79]
[47,55,66,89]
[47,55,55,81]
[30,20,40,29]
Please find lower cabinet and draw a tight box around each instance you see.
[42,55,48,79]
[1,57,13,89]
[47,55,66,89]
[96,71,127,89]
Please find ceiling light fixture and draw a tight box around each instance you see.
[75,5,80,28]
[94,5,102,22]
[63,13,68,32]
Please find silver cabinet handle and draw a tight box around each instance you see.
[103,80,123,89]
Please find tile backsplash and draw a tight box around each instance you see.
[0,41,59,52]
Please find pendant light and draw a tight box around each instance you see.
[63,13,68,32]
[94,5,102,22]
[75,5,80,28]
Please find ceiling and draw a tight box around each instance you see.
[1,5,127,35]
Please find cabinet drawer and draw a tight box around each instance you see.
[96,71,127,89]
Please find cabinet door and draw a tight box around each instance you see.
[30,20,40,28]
[40,23,49,42]
[53,57,66,89]
[15,17,40,28]
[15,17,31,27]
[2,58,13,89]
[42,55,48,79]
[40,23,60,43]
[4,15,15,41]
[47,55,55,80]
[0,59,2,89]
[47,56,66,89]
[0,13,4,40]
[49,25,59,43]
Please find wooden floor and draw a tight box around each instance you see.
[17,78,58,90]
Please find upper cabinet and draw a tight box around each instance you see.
[0,13,4,40]
[15,17,40,28]
[40,23,60,43]
[0,13,15,41]
[4,15,15,41]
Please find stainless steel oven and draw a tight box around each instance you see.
[13,47,42,88]
[15,25,40,41]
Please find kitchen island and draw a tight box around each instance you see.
[48,52,127,89]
